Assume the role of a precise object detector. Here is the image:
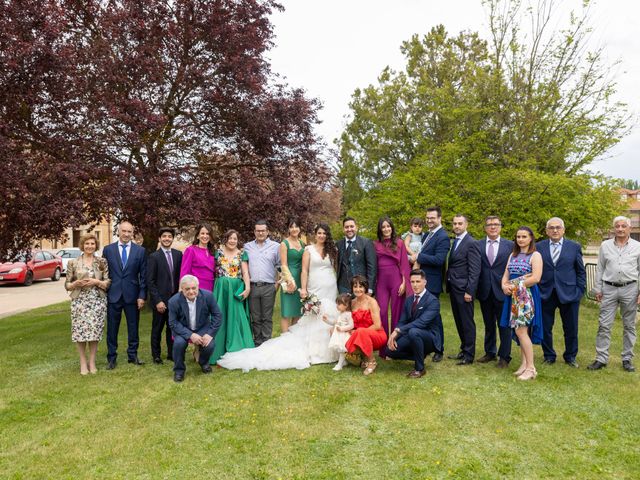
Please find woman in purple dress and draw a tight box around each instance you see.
[180,223,216,292]
[374,216,411,356]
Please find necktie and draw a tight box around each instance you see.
[346,240,353,254]
[452,237,460,252]
[551,242,560,265]
[423,230,434,248]
[488,240,496,266]
[165,250,174,276]
[411,295,420,315]
[121,244,128,268]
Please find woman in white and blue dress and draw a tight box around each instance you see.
[217,223,339,371]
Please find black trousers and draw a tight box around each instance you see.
[541,289,580,362]
[428,290,444,354]
[151,308,173,360]
[107,299,140,362]
[172,335,215,375]
[479,292,512,361]
[386,328,437,372]
[450,290,476,361]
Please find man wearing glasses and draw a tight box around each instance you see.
[244,220,281,346]
[537,217,586,367]
[475,216,514,368]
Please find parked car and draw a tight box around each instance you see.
[56,247,82,275]
[0,250,62,286]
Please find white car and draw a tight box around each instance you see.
[56,248,82,275]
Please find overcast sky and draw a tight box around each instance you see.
[267,0,640,181]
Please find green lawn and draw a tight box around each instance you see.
[0,300,638,479]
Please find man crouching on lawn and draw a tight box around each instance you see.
[168,274,222,382]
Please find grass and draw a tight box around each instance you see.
[0,300,639,479]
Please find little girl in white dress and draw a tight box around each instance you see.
[323,294,354,371]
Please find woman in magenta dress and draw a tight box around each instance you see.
[345,275,387,375]
[374,216,411,356]
[180,223,216,292]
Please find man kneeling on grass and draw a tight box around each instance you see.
[385,269,442,378]
[168,275,222,383]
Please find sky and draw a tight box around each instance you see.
[267,0,640,181]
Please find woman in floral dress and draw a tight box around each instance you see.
[65,234,110,375]
[500,226,543,381]
[210,229,254,364]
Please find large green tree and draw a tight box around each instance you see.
[338,0,627,241]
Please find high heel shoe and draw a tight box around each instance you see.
[517,368,537,381]
[513,364,526,376]
[363,360,377,376]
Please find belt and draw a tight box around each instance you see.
[250,281,274,287]
[604,280,637,287]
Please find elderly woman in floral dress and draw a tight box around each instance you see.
[65,233,111,375]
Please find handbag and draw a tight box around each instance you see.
[234,284,246,301]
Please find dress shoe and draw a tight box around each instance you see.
[106,360,117,370]
[448,352,464,360]
[153,357,163,365]
[477,354,496,363]
[406,370,425,378]
[128,357,145,366]
[565,360,579,368]
[587,360,606,370]
[622,360,636,372]
[542,358,556,365]
[432,353,443,363]
[456,358,473,365]
[174,373,184,383]
[496,358,509,369]
[201,364,213,374]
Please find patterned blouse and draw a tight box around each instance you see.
[215,249,248,279]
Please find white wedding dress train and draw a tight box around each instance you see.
[217,246,339,372]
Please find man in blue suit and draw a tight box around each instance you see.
[386,269,442,378]
[537,217,586,367]
[417,206,450,362]
[446,215,481,365]
[102,221,148,369]
[168,275,222,382]
[475,216,514,368]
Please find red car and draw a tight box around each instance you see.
[0,250,63,286]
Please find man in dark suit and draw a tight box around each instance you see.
[537,217,586,367]
[168,275,222,382]
[386,269,442,378]
[336,217,377,295]
[475,215,514,368]
[102,221,147,369]
[417,206,450,362]
[147,227,183,364]
[446,215,481,365]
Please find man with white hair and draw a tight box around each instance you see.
[588,216,640,372]
[536,217,586,368]
[168,275,222,382]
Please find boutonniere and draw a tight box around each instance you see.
[351,249,359,256]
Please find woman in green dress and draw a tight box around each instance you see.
[210,229,254,364]
[279,219,305,333]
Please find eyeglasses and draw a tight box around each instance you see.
[546,226,564,231]
[485,223,501,228]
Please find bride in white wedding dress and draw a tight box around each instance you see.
[217,224,339,372]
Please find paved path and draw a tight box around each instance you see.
[0,279,69,318]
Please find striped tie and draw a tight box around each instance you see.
[551,242,560,265]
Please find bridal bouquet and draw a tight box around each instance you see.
[301,292,321,315]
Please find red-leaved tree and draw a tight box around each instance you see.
[0,0,331,257]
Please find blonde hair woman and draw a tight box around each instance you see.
[65,234,111,374]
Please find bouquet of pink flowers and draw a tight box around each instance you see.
[300,292,321,315]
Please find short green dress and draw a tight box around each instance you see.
[210,249,254,364]
[280,239,305,317]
